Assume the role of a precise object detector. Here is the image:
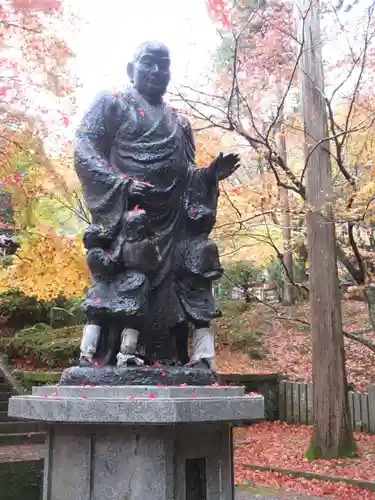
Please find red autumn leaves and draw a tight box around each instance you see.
[235,422,375,499]
[205,0,231,27]
[215,301,375,392]
[205,0,295,90]
[0,444,44,463]
[11,0,61,13]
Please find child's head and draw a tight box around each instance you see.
[122,207,153,241]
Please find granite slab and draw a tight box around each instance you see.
[32,384,245,398]
[8,384,264,425]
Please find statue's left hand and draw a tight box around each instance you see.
[209,152,241,181]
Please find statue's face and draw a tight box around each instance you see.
[128,43,171,102]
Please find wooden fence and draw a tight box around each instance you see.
[279,380,374,432]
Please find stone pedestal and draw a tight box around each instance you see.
[8,385,264,500]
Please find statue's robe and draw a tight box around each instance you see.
[75,88,193,362]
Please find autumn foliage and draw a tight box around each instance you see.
[0,0,84,299]
[0,229,89,300]
[0,0,75,130]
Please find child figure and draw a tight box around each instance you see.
[113,207,161,367]
[174,168,223,369]
[174,152,240,369]
[79,207,161,367]
[79,224,116,366]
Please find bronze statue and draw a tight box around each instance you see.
[74,41,240,371]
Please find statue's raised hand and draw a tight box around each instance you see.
[209,152,241,181]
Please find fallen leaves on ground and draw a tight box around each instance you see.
[0,444,45,463]
[215,301,375,391]
[236,469,375,499]
[234,421,375,499]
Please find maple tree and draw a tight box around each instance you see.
[0,0,76,145]
[0,0,76,167]
[0,131,87,299]
[197,0,375,304]
[200,2,375,301]
[191,123,287,267]
[210,0,299,303]
[0,0,87,298]
[0,228,89,300]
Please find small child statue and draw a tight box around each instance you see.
[79,207,161,367]
[174,152,240,369]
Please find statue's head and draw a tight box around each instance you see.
[127,41,171,103]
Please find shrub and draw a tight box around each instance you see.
[214,300,265,358]
[264,257,284,301]
[0,460,43,500]
[14,370,62,391]
[49,295,86,328]
[218,260,264,299]
[0,289,85,329]
[0,323,81,369]
[230,328,264,358]
[265,257,309,302]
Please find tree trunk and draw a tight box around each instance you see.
[281,187,294,304]
[297,0,355,458]
[275,104,294,305]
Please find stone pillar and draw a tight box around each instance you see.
[8,385,263,500]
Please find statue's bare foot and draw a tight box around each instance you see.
[186,358,211,370]
[117,353,144,367]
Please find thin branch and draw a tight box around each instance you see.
[340,2,375,148]
[0,21,40,33]
[343,330,375,353]
[265,3,310,142]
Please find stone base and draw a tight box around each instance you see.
[8,385,264,500]
[44,423,235,500]
[59,365,218,387]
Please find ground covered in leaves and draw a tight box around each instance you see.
[0,444,45,463]
[234,422,375,499]
[215,300,375,391]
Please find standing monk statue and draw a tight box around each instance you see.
[74,41,240,370]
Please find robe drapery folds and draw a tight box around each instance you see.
[75,88,220,360]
